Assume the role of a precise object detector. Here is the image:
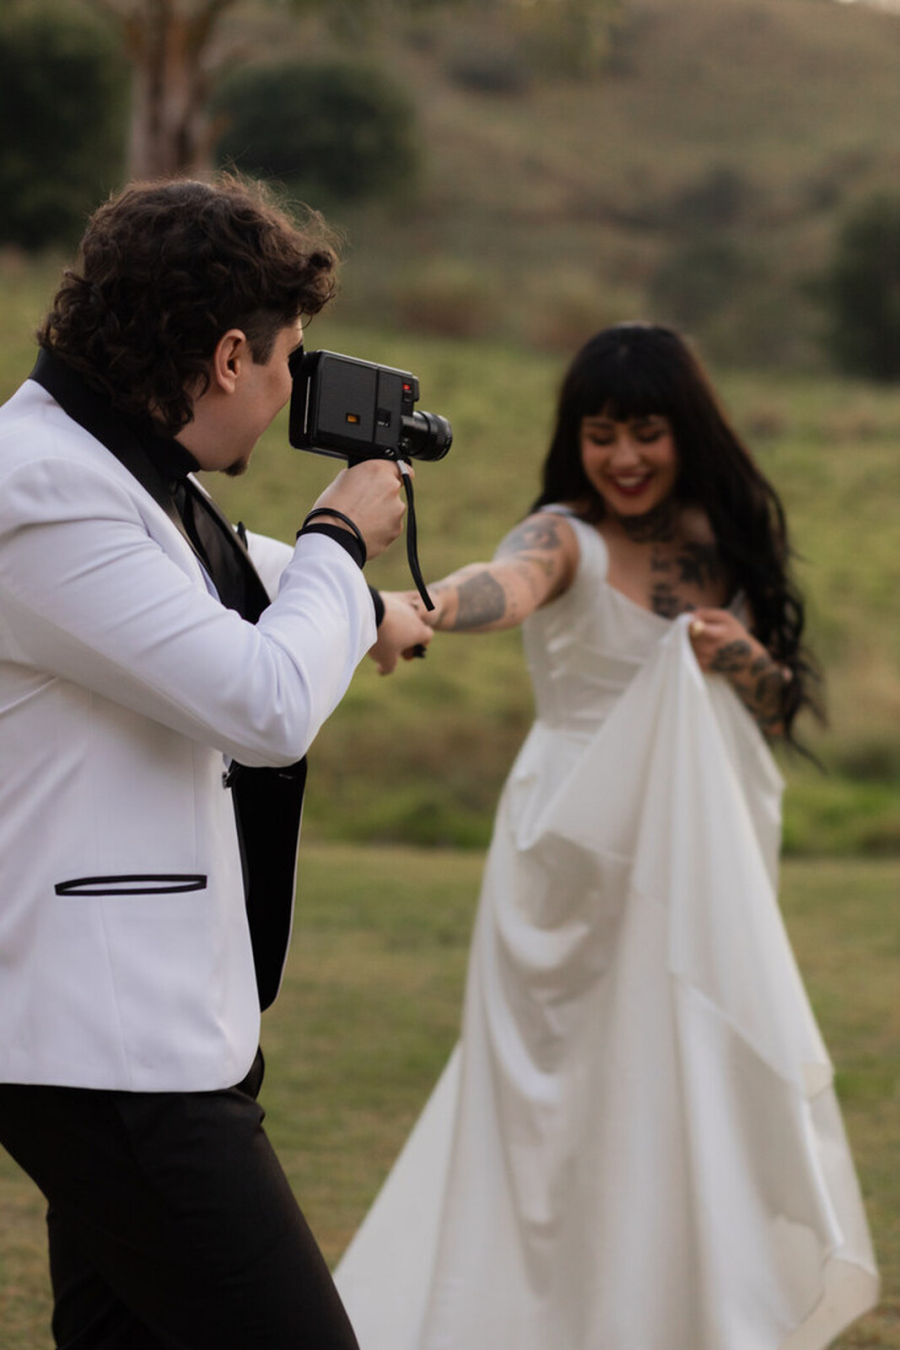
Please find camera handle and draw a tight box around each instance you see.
[397,460,435,612]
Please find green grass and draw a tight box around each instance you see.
[204,314,900,855]
[2,254,898,853]
[0,848,897,1345]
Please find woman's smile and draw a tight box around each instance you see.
[580,412,679,516]
[606,471,655,497]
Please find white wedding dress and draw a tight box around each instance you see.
[336,513,879,1350]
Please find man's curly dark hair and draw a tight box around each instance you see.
[38,175,338,436]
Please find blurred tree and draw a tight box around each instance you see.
[821,192,900,381]
[81,0,240,178]
[213,60,417,206]
[0,3,127,248]
[75,0,626,179]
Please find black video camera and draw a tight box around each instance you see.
[288,348,451,610]
[288,349,452,465]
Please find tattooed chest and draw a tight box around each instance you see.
[644,542,726,618]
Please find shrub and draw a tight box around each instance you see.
[820,192,900,381]
[649,235,760,331]
[444,33,531,95]
[213,60,418,209]
[0,3,127,250]
[667,165,755,232]
[648,236,812,367]
[390,258,500,340]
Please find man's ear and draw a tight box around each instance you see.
[210,329,248,394]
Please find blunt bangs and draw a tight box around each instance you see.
[569,327,686,424]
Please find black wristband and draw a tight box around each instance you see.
[368,586,385,627]
[296,522,365,570]
[299,508,367,565]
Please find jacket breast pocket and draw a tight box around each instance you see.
[54,874,208,897]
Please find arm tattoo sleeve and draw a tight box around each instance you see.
[709,640,753,674]
[452,571,508,630]
[495,517,563,557]
[720,649,786,733]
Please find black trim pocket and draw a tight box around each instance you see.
[55,874,207,897]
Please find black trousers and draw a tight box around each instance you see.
[0,1053,359,1350]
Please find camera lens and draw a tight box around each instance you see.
[400,410,453,461]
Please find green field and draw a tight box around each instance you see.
[0,847,897,1345]
[213,318,900,858]
[1,253,898,854]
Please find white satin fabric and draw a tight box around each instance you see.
[336,515,879,1349]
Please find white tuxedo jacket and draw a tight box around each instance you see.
[0,377,376,1091]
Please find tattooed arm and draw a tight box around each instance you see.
[400,513,578,634]
[688,608,788,737]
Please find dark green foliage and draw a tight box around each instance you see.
[649,235,761,330]
[821,193,900,382]
[667,166,755,233]
[444,35,532,96]
[0,3,127,250]
[647,230,808,367]
[213,60,418,208]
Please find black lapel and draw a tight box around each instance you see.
[29,349,197,555]
[29,350,270,622]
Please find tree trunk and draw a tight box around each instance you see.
[91,0,238,179]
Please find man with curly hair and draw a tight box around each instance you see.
[0,176,430,1349]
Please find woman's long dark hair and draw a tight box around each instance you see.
[532,323,821,742]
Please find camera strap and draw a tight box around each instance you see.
[398,460,435,612]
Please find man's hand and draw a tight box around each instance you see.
[310,461,408,561]
[368,593,435,674]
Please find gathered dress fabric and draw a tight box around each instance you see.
[336,511,879,1350]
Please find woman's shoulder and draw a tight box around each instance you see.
[534,500,600,534]
[525,503,601,554]
[496,506,580,560]
[526,503,609,588]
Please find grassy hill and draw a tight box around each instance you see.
[2,0,899,851]
[207,312,900,858]
[1,249,897,853]
[271,0,900,369]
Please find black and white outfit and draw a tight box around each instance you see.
[0,353,373,1348]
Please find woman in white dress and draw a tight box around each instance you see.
[344,324,879,1349]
